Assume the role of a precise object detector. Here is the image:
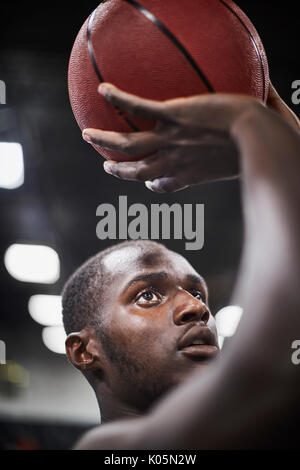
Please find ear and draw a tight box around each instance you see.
[65,327,101,372]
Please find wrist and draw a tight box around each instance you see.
[230,100,266,143]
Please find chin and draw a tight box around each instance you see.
[173,356,217,385]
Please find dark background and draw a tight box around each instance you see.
[0,0,299,450]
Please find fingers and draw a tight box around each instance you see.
[83,128,162,157]
[104,158,189,193]
[103,151,191,192]
[145,176,189,193]
[103,151,169,182]
[98,83,171,121]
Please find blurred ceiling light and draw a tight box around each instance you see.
[215,305,244,338]
[42,326,67,355]
[4,244,60,284]
[0,142,24,189]
[28,295,63,327]
[218,336,225,350]
[0,361,30,390]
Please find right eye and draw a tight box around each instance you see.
[136,290,161,307]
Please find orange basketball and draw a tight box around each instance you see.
[68,0,269,161]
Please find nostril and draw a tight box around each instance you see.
[201,310,210,324]
[180,312,198,324]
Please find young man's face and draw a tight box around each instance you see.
[95,244,220,410]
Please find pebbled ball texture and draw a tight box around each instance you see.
[68,0,269,161]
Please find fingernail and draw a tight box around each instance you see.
[104,162,115,175]
[82,130,92,144]
[98,83,111,97]
[145,181,154,191]
[146,180,166,193]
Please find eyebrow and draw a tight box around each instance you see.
[123,271,169,292]
[123,271,207,292]
[186,274,206,286]
[186,274,208,295]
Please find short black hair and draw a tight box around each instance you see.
[62,240,165,335]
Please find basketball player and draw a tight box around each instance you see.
[67,83,300,449]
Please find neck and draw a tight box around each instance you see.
[95,385,143,424]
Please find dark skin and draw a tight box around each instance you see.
[72,82,300,449]
[82,82,299,192]
[66,244,219,423]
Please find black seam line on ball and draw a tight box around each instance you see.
[87,8,140,132]
[218,0,266,102]
[87,10,104,83]
[123,0,215,93]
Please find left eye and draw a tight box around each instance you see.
[192,292,205,301]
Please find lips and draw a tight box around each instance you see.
[177,326,219,360]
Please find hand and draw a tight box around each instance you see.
[83,83,260,192]
[82,82,298,193]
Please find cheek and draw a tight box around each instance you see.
[108,306,166,354]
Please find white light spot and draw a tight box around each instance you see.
[42,326,67,355]
[218,336,225,350]
[0,143,24,189]
[4,244,60,284]
[216,306,244,338]
[28,295,63,326]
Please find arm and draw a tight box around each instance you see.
[76,104,300,449]
[138,105,300,449]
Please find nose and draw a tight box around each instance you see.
[173,291,210,326]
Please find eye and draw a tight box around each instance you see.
[192,291,205,302]
[136,290,161,307]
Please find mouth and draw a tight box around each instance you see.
[177,326,219,361]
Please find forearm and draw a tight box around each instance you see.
[231,103,300,393]
[232,102,300,268]
[136,105,300,449]
[74,419,143,450]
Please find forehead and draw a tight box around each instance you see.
[102,245,201,285]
